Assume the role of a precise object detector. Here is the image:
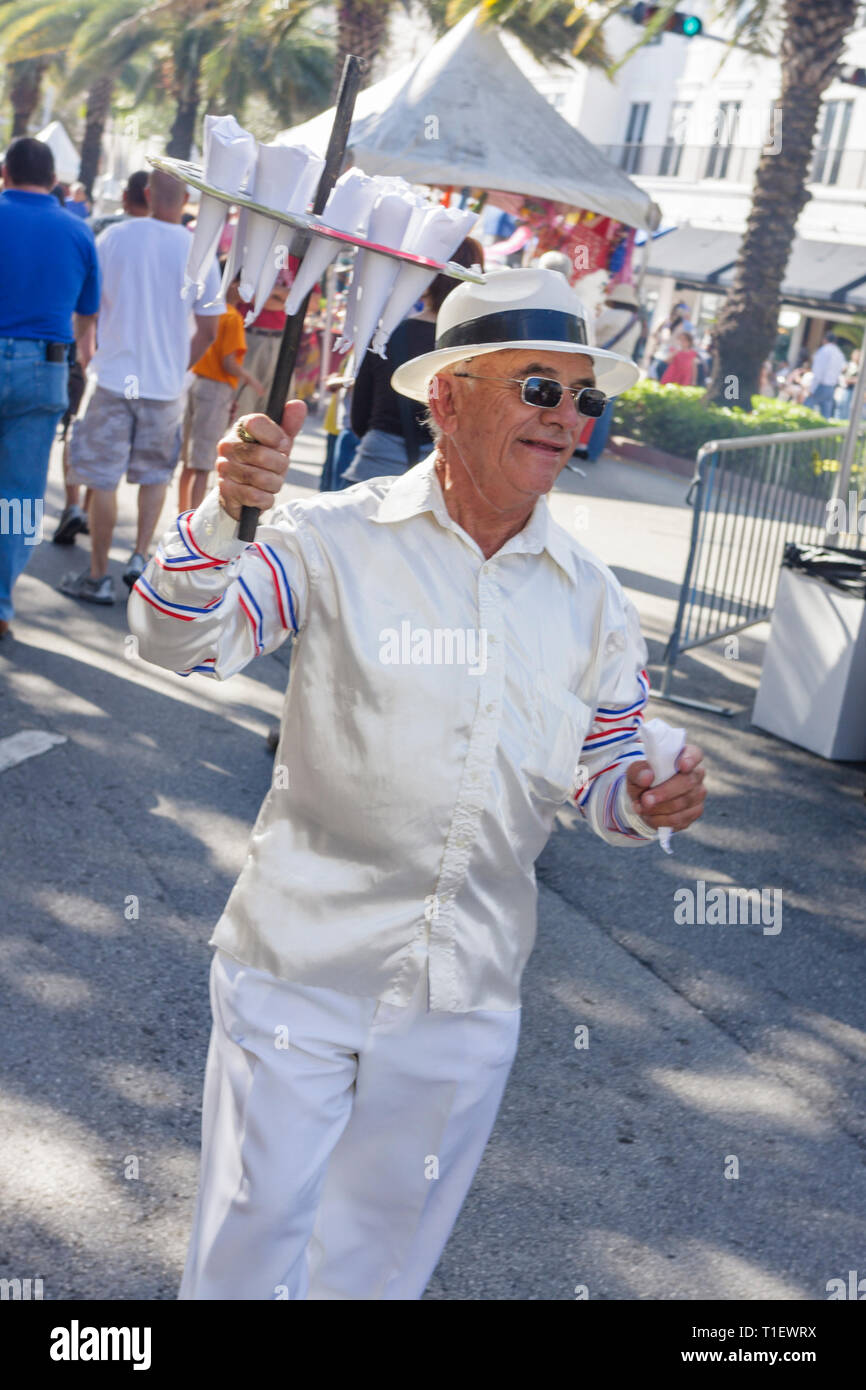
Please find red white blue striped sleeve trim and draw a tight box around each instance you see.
[133,574,225,621]
[603,772,646,840]
[595,669,650,718]
[251,541,298,634]
[237,576,265,655]
[156,512,229,571]
[176,657,217,678]
[574,669,651,836]
[575,748,645,808]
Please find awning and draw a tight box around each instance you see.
[277,10,661,232]
[646,223,866,312]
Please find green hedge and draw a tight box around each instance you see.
[612,380,830,461]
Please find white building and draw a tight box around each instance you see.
[500,2,866,363]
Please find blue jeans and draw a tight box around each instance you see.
[805,383,836,418]
[341,428,433,485]
[586,399,615,463]
[320,428,360,492]
[0,338,68,621]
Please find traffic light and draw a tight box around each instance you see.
[630,4,703,36]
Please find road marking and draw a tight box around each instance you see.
[0,729,67,773]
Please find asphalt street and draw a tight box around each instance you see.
[1,418,864,1300]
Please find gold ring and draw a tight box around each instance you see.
[235,420,256,444]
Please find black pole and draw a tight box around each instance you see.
[237,53,366,542]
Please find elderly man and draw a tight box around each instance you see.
[128,268,706,1301]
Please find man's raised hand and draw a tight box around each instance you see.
[216,401,307,522]
[626,743,706,832]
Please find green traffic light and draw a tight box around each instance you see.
[682,14,701,35]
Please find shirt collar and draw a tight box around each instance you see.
[370,453,577,583]
[2,188,54,200]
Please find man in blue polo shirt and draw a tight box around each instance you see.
[0,136,100,637]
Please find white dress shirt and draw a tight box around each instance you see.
[810,341,846,388]
[127,457,659,1013]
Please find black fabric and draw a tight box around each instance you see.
[350,318,436,445]
[435,308,588,351]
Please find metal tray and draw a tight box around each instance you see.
[148,155,486,283]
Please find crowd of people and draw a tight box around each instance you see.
[0,136,305,630]
[4,127,857,640]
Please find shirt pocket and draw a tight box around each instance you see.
[522,672,592,805]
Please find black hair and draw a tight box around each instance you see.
[3,135,55,189]
[125,169,149,208]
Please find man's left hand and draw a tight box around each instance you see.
[626,744,706,831]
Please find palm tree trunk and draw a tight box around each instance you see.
[333,0,392,98]
[703,0,858,407]
[7,58,48,138]
[78,74,114,201]
[166,33,202,160]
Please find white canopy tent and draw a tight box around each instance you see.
[36,120,79,184]
[277,9,661,233]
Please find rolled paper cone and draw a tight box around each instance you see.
[238,143,324,304]
[639,717,686,854]
[371,204,479,356]
[337,190,416,360]
[218,205,247,301]
[185,115,256,298]
[283,167,380,318]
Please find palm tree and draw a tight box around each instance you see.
[5,56,47,136]
[334,1,392,93]
[0,0,133,194]
[564,0,861,406]
[88,0,333,158]
[275,0,610,100]
[442,0,611,69]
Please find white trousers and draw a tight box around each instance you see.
[179,949,521,1300]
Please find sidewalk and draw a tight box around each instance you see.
[0,421,863,1300]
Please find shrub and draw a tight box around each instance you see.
[612,379,830,462]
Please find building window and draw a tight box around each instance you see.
[621,101,650,173]
[705,101,741,179]
[811,100,853,184]
[659,100,692,175]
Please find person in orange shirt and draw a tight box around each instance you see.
[177,272,264,513]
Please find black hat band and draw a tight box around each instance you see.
[435,308,589,352]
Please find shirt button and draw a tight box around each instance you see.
[486,702,496,714]
[204,522,214,536]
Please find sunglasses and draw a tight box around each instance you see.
[453,373,608,418]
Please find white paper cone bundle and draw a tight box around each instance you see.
[639,717,686,854]
[238,143,322,306]
[217,207,246,301]
[283,167,380,319]
[337,190,417,362]
[185,115,256,298]
[371,204,479,356]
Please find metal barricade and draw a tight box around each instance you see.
[658,425,866,714]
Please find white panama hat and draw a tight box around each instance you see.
[391,267,642,403]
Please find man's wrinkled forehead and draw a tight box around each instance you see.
[452,348,596,387]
